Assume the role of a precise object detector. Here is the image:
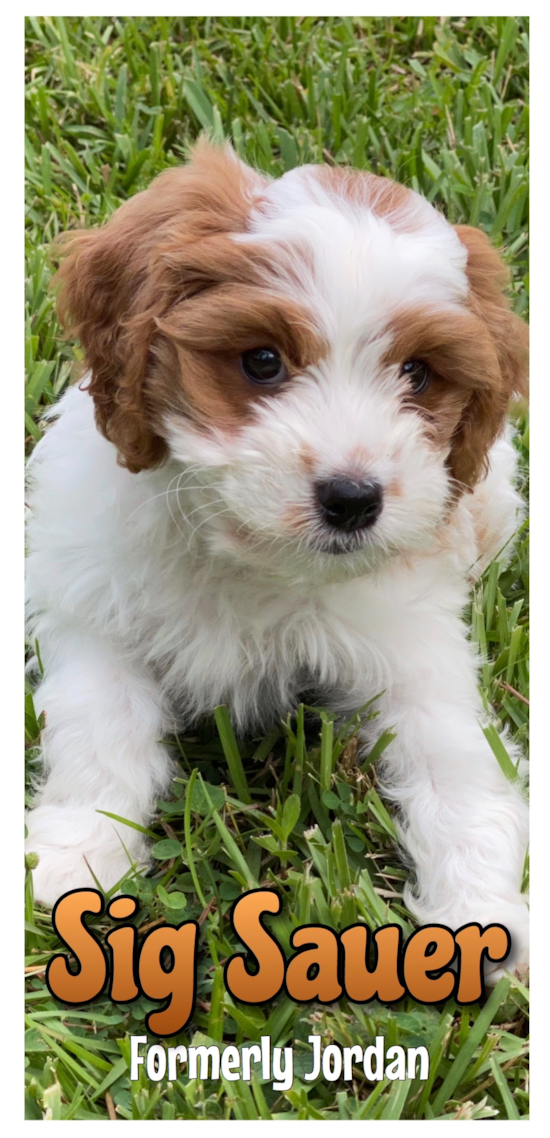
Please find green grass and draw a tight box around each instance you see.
[25,16,529,1121]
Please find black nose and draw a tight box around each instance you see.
[315,478,383,532]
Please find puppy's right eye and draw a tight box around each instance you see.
[241,348,288,385]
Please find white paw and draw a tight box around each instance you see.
[25,805,150,907]
[405,890,529,987]
[482,900,529,986]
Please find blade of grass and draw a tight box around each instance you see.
[214,705,252,804]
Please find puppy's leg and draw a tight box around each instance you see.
[371,620,529,981]
[26,630,172,906]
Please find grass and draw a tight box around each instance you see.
[25,16,529,1121]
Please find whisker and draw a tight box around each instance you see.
[179,497,225,523]
[188,506,233,543]
[166,480,190,544]
[124,464,223,523]
[125,473,183,523]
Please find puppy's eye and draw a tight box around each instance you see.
[401,359,431,394]
[241,348,288,385]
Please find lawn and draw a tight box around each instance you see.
[25,16,529,1121]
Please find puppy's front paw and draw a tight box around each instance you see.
[404,888,529,987]
[482,899,529,987]
[25,805,150,907]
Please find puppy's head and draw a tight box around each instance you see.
[55,140,528,580]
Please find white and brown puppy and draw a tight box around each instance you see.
[26,141,528,977]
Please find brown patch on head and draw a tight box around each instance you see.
[151,289,326,431]
[385,229,528,492]
[53,139,326,470]
[385,305,500,489]
[450,226,528,488]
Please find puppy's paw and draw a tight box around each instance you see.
[482,899,529,987]
[405,888,529,988]
[25,804,149,907]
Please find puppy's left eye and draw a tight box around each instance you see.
[401,359,431,394]
[241,348,288,385]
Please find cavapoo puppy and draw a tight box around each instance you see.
[26,141,529,977]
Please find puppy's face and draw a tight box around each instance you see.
[55,142,528,581]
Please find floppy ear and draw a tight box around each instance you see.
[448,225,528,489]
[53,140,265,472]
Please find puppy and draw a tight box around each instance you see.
[26,141,529,977]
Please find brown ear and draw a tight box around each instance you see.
[53,140,265,472]
[448,226,528,489]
